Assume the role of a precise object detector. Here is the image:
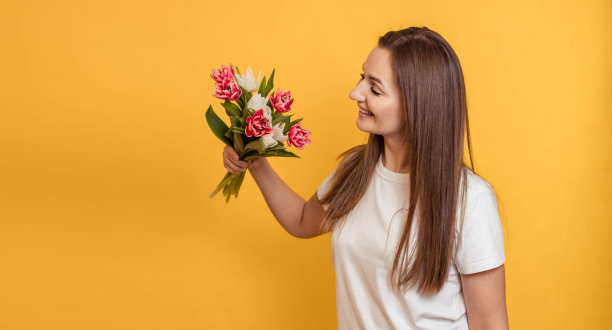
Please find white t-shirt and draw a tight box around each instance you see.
[317,153,505,330]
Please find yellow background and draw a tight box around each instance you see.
[1,0,610,329]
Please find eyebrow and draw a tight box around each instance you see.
[362,63,385,89]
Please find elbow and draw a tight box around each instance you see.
[291,232,312,239]
[289,202,312,239]
[289,227,313,239]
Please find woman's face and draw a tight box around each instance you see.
[349,46,404,141]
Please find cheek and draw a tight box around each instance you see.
[380,104,404,130]
[388,101,404,121]
[371,100,403,119]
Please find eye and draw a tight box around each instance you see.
[360,73,381,96]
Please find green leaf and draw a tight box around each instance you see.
[263,68,275,97]
[271,117,284,126]
[243,138,267,153]
[266,144,285,151]
[258,76,267,95]
[241,150,259,160]
[242,108,250,120]
[238,86,252,103]
[233,132,244,154]
[205,105,233,147]
[288,118,303,127]
[243,149,301,159]
[236,95,245,109]
[222,101,242,117]
[243,154,261,161]
[272,113,291,126]
[285,118,303,134]
[231,127,245,134]
[230,116,244,129]
[235,65,241,74]
[272,149,301,158]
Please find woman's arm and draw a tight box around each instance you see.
[460,264,509,330]
[223,146,326,238]
[247,157,305,237]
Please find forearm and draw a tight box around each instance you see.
[248,158,305,237]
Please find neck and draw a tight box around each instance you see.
[382,135,410,173]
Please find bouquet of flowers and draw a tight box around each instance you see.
[205,63,312,203]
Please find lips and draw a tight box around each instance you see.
[359,108,374,116]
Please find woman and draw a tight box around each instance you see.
[222,27,509,330]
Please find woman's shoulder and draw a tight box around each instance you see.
[457,166,501,232]
[463,166,495,197]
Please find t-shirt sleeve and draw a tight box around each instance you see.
[316,168,337,211]
[454,183,506,274]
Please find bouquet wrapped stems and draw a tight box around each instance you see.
[208,146,260,203]
[209,170,246,203]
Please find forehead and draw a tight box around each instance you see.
[363,47,395,90]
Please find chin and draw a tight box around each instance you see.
[356,120,374,134]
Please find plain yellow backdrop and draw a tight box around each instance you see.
[1,0,610,329]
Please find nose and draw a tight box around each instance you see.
[349,83,366,102]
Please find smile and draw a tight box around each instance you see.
[359,108,374,116]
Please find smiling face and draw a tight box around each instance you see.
[349,46,405,141]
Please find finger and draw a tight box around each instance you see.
[234,161,247,171]
[223,162,240,174]
[227,151,247,168]
[224,146,243,164]
[223,146,234,159]
[225,145,237,157]
[223,147,247,169]
[224,158,243,173]
[224,145,237,156]
[226,153,245,168]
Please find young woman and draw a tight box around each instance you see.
[222,27,508,330]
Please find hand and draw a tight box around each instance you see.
[223,145,264,174]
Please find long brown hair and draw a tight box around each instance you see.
[318,27,477,296]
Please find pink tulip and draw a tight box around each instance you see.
[270,88,294,113]
[210,63,242,101]
[245,109,273,137]
[287,122,312,150]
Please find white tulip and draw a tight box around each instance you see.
[246,93,268,112]
[272,122,288,143]
[261,133,278,149]
[262,106,273,123]
[234,67,262,93]
[247,93,272,122]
